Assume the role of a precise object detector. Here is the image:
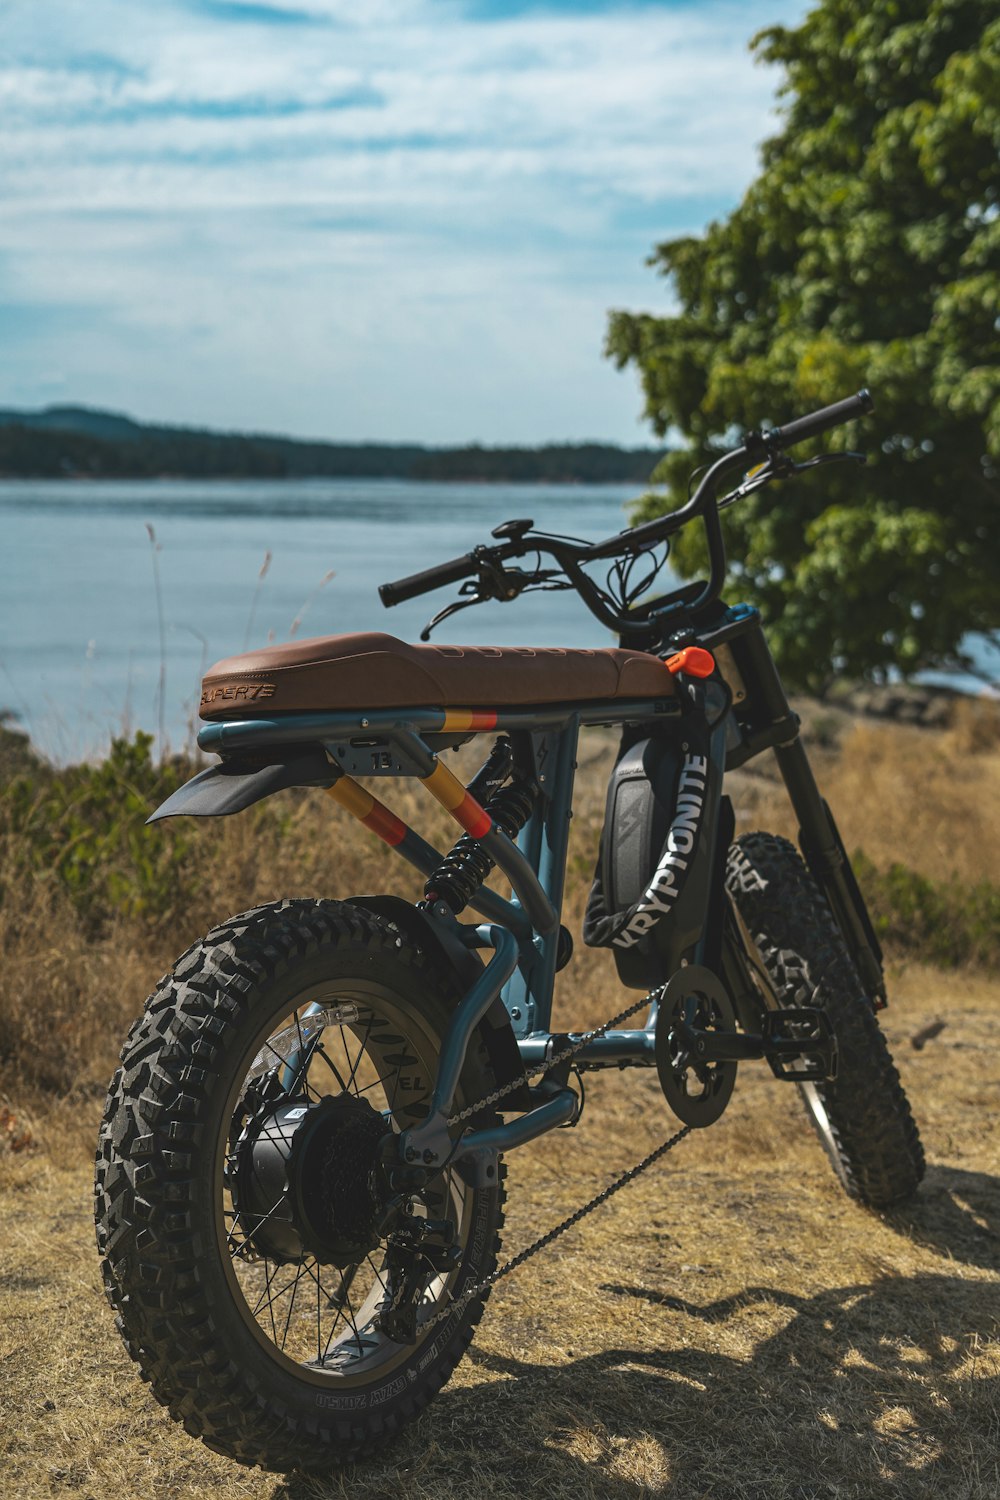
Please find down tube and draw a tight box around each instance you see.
[501,718,579,1038]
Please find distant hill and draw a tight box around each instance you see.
[0,406,662,484]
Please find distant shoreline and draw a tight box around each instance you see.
[0,473,648,487]
[0,405,663,485]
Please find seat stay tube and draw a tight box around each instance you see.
[426,925,521,1122]
[501,717,580,1039]
[398,924,577,1181]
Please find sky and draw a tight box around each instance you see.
[0,0,808,445]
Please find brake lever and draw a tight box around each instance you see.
[790,449,866,472]
[419,592,486,641]
[419,564,566,640]
[718,448,866,510]
[718,464,779,510]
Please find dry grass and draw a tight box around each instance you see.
[725,698,1000,887]
[1,702,999,1497]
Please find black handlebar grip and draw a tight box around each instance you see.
[379,551,478,608]
[768,388,875,449]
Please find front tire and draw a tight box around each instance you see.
[95,899,504,1472]
[726,833,924,1208]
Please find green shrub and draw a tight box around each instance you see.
[853,850,1000,971]
[0,732,199,934]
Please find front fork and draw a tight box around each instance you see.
[774,739,886,1003]
[727,617,886,1004]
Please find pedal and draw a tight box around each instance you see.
[761,1007,837,1082]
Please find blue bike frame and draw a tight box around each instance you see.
[196,692,681,1183]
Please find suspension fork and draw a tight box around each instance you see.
[773,738,886,1002]
[732,621,886,1003]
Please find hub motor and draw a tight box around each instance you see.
[230,1091,392,1267]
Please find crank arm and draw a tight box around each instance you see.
[670,1006,837,1080]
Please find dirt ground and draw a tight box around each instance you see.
[2,961,998,1500]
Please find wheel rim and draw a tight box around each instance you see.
[214,979,472,1386]
[799,1080,853,1193]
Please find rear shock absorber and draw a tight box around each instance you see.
[423,738,535,916]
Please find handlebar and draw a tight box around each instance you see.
[379,388,875,635]
[766,388,873,450]
[379,551,479,607]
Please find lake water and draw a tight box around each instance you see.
[1,479,648,760]
[3,479,995,762]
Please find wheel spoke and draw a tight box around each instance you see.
[259,1035,322,1101]
[228,1191,295,1259]
[354,1072,393,1099]
[337,1273,366,1354]
[279,1261,305,1351]
[387,1061,405,1113]
[313,1043,351,1094]
[365,1253,388,1296]
[262,1260,279,1345]
[343,1017,374,1094]
[320,1286,351,1359]
[252,1262,306,1318]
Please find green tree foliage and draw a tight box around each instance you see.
[607,0,999,689]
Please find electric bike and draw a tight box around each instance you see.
[95,388,924,1472]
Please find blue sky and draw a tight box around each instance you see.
[0,0,808,444]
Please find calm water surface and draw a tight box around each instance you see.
[4,478,995,762]
[1,479,648,759]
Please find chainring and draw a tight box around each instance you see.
[655,966,738,1128]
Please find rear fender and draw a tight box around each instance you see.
[149,760,529,1105]
[347,895,529,1108]
[147,747,336,823]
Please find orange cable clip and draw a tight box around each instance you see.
[665,646,716,678]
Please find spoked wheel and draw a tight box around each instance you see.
[726,833,924,1208]
[95,900,504,1473]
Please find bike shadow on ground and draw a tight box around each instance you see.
[882,1163,1000,1271]
[269,1270,999,1500]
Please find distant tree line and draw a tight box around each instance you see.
[0,417,660,484]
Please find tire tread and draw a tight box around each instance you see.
[95,898,505,1471]
[726,833,924,1208]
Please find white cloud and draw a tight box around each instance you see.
[0,0,807,441]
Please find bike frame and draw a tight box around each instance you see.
[198,693,682,1182]
[188,390,883,1187]
[195,597,883,1187]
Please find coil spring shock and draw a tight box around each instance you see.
[424,739,535,915]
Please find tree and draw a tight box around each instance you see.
[606,0,999,690]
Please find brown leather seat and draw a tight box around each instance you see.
[199,631,675,718]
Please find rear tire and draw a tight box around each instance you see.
[95,899,505,1472]
[726,833,924,1208]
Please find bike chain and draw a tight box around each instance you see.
[420,984,696,1332]
[446,987,662,1127]
[423,1121,692,1332]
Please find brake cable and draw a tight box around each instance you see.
[717,448,866,512]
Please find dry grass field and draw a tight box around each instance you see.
[1,700,998,1499]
